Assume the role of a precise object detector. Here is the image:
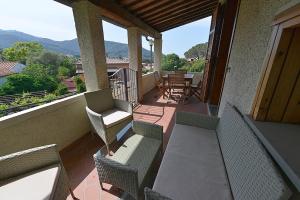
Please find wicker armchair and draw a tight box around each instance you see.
[84,88,133,154]
[0,144,75,200]
[94,121,163,200]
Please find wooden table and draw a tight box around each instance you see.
[162,74,194,99]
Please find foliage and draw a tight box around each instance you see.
[181,59,205,72]
[58,66,71,77]
[184,42,208,59]
[55,83,68,95]
[0,74,35,95]
[162,53,187,71]
[60,57,76,76]
[2,42,43,64]
[22,64,58,92]
[0,104,9,110]
[9,93,57,107]
[74,76,86,93]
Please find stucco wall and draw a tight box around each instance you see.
[218,0,294,116]
[0,94,91,156]
[142,72,156,95]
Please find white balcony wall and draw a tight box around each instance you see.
[142,72,156,95]
[0,94,90,156]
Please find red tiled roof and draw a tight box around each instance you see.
[0,61,19,77]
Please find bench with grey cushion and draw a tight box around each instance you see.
[145,104,296,200]
[94,121,163,200]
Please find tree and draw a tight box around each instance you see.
[58,66,71,77]
[182,59,205,72]
[0,74,35,95]
[22,64,58,92]
[59,57,76,77]
[184,42,208,59]
[55,83,68,95]
[74,76,86,93]
[162,53,187,71]
[27,50,64,76]
[2,42,43,64]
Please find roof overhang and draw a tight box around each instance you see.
[55,0,218,37]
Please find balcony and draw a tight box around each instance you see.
[59,89,207,200]
[0,70,207,199]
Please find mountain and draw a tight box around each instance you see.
[0,29,151,59]
[184,42,208,59]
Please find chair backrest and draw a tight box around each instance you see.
[84,88,114,113]
[192,73,203,86]
[168,73,185,87]
[216,104,291,200]
[154,71,161,82]
[175,69,187,75]
[0,144,59,181]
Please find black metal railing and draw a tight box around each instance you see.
[109,68,138,106]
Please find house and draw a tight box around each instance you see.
[0,61,26,85]
[75,57,129,76]
[1,0,300,199]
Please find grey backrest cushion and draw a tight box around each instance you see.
[216,104,292,200]
[84,88,114,113]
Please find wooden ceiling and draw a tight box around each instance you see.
[113,0,218,32]
[55,0,218,35]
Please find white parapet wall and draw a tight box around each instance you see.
[0,93,91,156]
[142,72,157,95]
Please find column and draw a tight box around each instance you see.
[72,0,109,91]
[154,36,162,73]
[127,27,143,102]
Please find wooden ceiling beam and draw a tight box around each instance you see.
[153,6,214,27]
[157,11,213,32]
[149,2,217,25]
[87,0,161,38]
[135,0,182,17]
[145,0,213,21]
[118,0,139,5]
[146,0,216,23]
[126,0,157,11]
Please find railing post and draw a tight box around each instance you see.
[123,68,129,101]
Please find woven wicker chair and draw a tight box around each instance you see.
[94,121,163,200]
[84,88,133,154]
[0,144,75,200]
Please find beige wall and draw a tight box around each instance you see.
[0,94,90,156]
[218,0,294,116]
[142,72,156,95]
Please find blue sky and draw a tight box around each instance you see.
[0,0,211,57]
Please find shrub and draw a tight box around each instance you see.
[74,76,86,93]
[55,83,68,96]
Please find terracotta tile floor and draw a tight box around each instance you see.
[60,89,208,200]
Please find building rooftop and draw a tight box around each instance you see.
[0,61,25,77]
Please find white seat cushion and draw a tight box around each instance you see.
[0,164,60,200]
[102,109,132,128]
[153,124,232,200]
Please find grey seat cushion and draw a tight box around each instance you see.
[217,104,292,200]
[108,134,161,185]
[153,124,232,200]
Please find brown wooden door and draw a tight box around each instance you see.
[253,26,300,123]
[267,28,300,122]
[200,6,220,102]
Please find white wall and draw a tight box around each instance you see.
[142,72,156,95]
[218,0,294,116]
[0,94,91,156]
